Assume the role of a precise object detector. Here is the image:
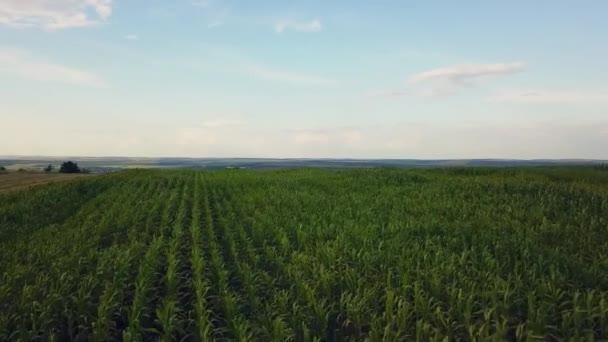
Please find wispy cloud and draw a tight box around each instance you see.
[408,62,525,97]
[373,62,526,98]
[275,18,322,33]
[170,50,338,87]
[408,62,525,84]
[207,20,223,29]
[289,127,361,145]
[245,63,337,86]
[221,46,337,85]
[0,0,112,30]
[489,89,608,104]
[182,45,339,86]
[124,34,139,40]
[0,47,106,87]
[191,0,229,29]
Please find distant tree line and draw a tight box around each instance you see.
[35,161,90,174]
[0,162,92,174]
[59,161,81,174]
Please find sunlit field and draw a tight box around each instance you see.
[1,167,607,341]
[0,173,90,193]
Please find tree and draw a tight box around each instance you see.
[0,166,6,172]
[59,161,81,174]
[44,164,54,173]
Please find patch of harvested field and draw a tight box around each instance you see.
[0,173,90,192]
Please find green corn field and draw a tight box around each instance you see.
[1,167,608,341]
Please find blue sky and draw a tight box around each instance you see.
[1,0,607,158]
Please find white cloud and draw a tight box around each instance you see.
[275,18,322,33]
[369,62,526,99]
[409,62,525,84]
[489,89,608,104]
[0,0,113,29]
[0,48,105,87]
[401,62,526,97]
[124,34,139,40]
[88,0,112,19]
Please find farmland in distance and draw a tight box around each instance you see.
[0,172,90,193]
[1,167,607,341]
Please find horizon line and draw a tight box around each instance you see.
[1,155,607,162]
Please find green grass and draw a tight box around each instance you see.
[1,167,607,341]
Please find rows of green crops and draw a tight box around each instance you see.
[1,167,608,341]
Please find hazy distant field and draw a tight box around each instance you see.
[0,173,89,193]
[2,157,606,173]
[1,167,607,340]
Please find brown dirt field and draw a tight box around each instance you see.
[0,173,91,193]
